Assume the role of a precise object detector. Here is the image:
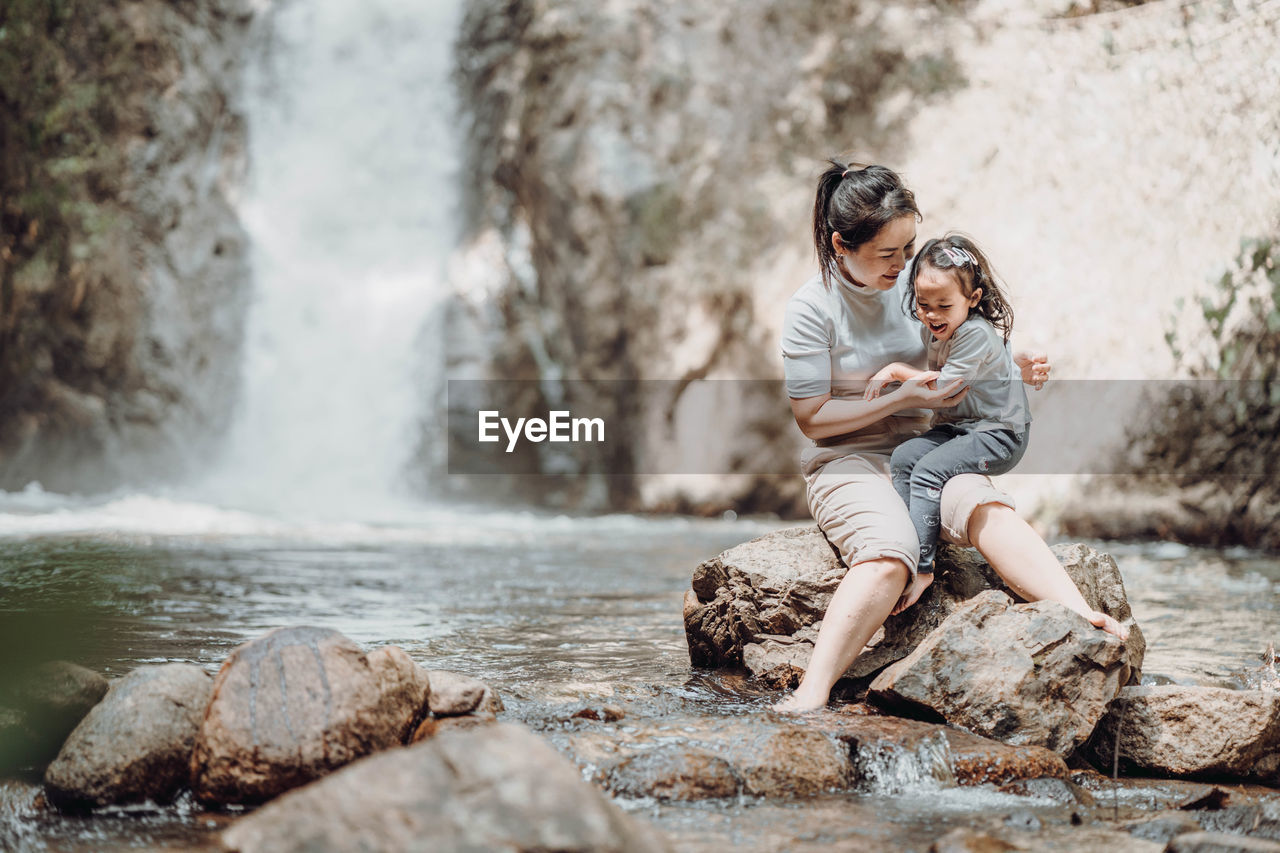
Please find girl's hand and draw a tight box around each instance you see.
[893,372,968,409]
[891,571,934,615]
[1014,350,1051,390]
[863,366,898,400]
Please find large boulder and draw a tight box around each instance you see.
[684,526,1144,690]
[868,591,1130,756]
[219,722,668,853]
[1084,686,1280,784]
[189,626,429,805]
[0,661,108,773]
[44,664,212,809]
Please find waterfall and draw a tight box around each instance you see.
[196,0,462,520]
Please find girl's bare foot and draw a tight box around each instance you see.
[1086,609,1129,641]
[773,686,830,713]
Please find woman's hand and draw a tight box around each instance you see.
[892,371,968,409]
[1014,350,1051,390]
[891,571,934,615]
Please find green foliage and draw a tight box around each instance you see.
[1166,235,1280,382]
[0,0,142,393]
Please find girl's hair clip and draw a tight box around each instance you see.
[940,245,975,266]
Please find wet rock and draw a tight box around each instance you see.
[1127,813,1204,845]
[684,527,1143,689]
[824,713,1068,788]
[998,776,1095,806]
[1165,832,1280,852]
[219,722,668,853]
[43,664,212,809]
[424,669,504,716]
[410,714,496,743]
[930,827,1021,852]
[572,705,626,723]
[868,591,1129,756]
[734,727,850,797]
[190,627,429,805]
[0,661,109,772]
[559,712,1068,804]
[607,747,740,801]
[1084,686,1280,785]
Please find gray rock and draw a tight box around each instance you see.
[189,627,430,805]
[44,663,211,808]
[868,591,1130,756]
[684,527,1143,690]
[1085,686,1280,784]
[424,669,504,716]
[219,722,668,853]
[0,661,108,772]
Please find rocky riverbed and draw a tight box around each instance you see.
[4,517,1280,851]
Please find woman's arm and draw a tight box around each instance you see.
[790,374,968,440]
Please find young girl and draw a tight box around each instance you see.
[863,233,1031,577]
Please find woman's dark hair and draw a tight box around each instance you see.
[812,160,921,289]
[905,232,1015,342]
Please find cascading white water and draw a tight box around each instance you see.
[196,0,462,520]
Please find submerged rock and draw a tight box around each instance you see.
[219,722,668,853]
[44,664,211,809]
[0,661,108,773]
[190,626,429,805]
[868,591,1130,756]
[683,526,1144,692]
[1085,686,1280,785]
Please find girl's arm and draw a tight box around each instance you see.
[791,374,967,440]
[863,362,925,400]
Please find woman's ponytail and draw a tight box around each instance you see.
[811,160,921,289]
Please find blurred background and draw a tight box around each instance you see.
[0,0,1277,541]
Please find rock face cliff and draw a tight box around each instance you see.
[0,0,254,492]
[447,0,967,512]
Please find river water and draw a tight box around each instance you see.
[2,495,1279,851]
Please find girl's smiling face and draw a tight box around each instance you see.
[914,265,982,342]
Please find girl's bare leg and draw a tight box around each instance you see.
[967,503,1128,639]
[774,557,909,712]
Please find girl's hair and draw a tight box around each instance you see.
[905,233,1015,342]
[812,160,921,289]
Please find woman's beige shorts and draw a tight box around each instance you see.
[801,432,1014,577]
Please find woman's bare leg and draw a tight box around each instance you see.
[774,557,909,712]
[968,503,1128,639]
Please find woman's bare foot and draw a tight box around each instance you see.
[773,686,830,713]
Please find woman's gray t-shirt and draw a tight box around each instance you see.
[780,270,929,420]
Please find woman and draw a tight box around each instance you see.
[775,161,1126,713]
